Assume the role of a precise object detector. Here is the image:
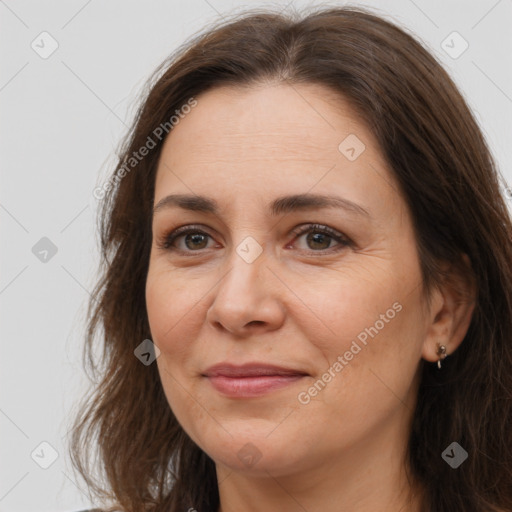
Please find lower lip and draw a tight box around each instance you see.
[206,375,305,398]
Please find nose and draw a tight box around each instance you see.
[206,246,286,337]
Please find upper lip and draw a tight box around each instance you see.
[202,362,309,378]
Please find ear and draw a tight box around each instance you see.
[422,254,477,364]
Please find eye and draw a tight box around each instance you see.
[156,223,352,255]
[287,224,352,253]
[156,225,217,252]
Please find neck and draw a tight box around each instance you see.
[217,459,422,512]
[215,406,423,512]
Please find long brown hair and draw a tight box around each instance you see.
[69,6,512,512]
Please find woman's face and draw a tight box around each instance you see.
[146,83,435,478]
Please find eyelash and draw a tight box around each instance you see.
[156,223,352,255]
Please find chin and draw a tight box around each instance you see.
[199,430,307,476]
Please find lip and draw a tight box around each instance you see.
[202,362,309,398]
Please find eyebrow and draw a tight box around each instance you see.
[153,193,371,218]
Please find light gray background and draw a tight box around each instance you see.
[1,0,511,511]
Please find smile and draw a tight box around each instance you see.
[203,363,309,398]
[206,374,306,398]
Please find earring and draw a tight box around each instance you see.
[436,343,447,369]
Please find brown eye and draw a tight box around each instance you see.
[290,224,352,254]
[305,231,335,250]
[157,225,216,252]
[182,232,209,250]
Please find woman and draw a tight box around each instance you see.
[70,5,512,512]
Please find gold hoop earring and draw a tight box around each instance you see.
[436,343,447,369]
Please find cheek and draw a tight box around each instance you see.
[146,270,206,433]
[288,264,403,353]
[155,355,213,454]
[291,265,424,409]
[146,256,193,314]
[145,267,202,358]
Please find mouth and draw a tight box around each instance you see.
[202,363,309,398]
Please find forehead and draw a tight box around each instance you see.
[154,83,401,221]
[159,83,369,162]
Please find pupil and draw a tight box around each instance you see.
[185,233,207,249]
[307,232,330,250]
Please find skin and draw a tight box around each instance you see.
[145,83,475,512]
